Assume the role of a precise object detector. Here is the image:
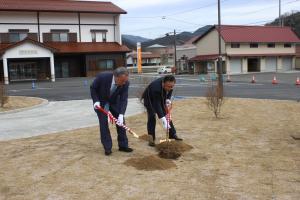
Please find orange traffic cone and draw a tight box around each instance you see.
[272,76,278,84]
[226,74,232,82]
[296,77,300,85]
[251,75,256,83]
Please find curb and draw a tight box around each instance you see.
[0,96,49,115]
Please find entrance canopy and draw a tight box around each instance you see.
[0,38,56,84]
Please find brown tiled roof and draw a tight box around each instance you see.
[194,25,300,43]
[189,54,221,61]
[0,40,130,54]
[0,44,12,52]
[0,38,57,53]
[0,0,126,14]
[45,42,131,53]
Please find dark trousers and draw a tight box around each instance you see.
[146,107,176,140]
[95,107,128,151]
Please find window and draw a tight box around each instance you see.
[231,43,240,48]
[102,32,107,42]
[267,43,275,48]
[250,43,258,48]
[284,43,292,48]
[8,29,29,43]
[51,32,68,42]
[97,60,114,70]
[91,30,107,42]
[91,32,96,42]
[50,30,69,42]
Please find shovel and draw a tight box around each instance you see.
[159,103,175,143]
[96,106,139,139]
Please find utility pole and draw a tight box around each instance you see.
[174,29,177,74]
[166,30,178,74]
[217,0,223,97]
[279,0,283,27]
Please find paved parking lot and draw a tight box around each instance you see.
[5,72,300,101]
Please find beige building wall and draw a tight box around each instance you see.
[260,57,266,71]
[292,57,296,69]
[296,58,300,69]
[195,29,226,55]
[242,58,247,73]
[226,43,296,55]
[226,57,230,73]
[277,57,283,71]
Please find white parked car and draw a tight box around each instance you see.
[157,66,173,74]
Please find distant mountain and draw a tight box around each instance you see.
[141,32,193,48]
[192,25,214,37]
[122,25,214,50]
[266,11,300,37]
[122,11,300,51]
[141,25,214,49]
[122,35,152,50]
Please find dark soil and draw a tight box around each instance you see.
[124,155,176,171]
[156,141,193,159]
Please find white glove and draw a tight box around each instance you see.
[160,116,170,130]
[117,114,124,125]
[166,99,172,107]
[93,102,100,109]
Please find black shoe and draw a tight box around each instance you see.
[170,135,183,141]
[119,147,133,152]
[105,150,112,156]
[148,135,155,147]
[148,141,155,147]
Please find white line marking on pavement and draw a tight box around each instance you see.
[9,88,54,92]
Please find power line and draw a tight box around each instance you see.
[164,17,207,26]
[164,0,230,17]
[237,0,299,16]
[123,0,299,20]
[123,0,231,19]
[121,0,300,38]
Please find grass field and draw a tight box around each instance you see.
[0,98,299,200]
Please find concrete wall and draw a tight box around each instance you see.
[0,11,121,43]
[0,11,37,23]
[195,29,226,55]
[296,57,300,69]
[177,46,197,59]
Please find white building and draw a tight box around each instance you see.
[126,51,161,66]
[190,25,300,74]
[0,0,129,84]
[176,36,198,73]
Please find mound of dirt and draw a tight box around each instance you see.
[156,141,193,159]
[138,134,149,141]
[124,155,176,171]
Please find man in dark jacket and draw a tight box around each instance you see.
[141,75,182,146]
[90,67,133,156]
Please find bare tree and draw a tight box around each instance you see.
[205,76,225,118]
[0,81,8,108]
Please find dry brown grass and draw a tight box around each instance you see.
[0,98,299,200]
[0,96,44,112]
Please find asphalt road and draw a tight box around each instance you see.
[6,72,300,101]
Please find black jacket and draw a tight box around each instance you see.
[142,77,172,118]
[90,72,129,114]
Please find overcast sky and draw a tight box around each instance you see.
[96,0,300,39]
